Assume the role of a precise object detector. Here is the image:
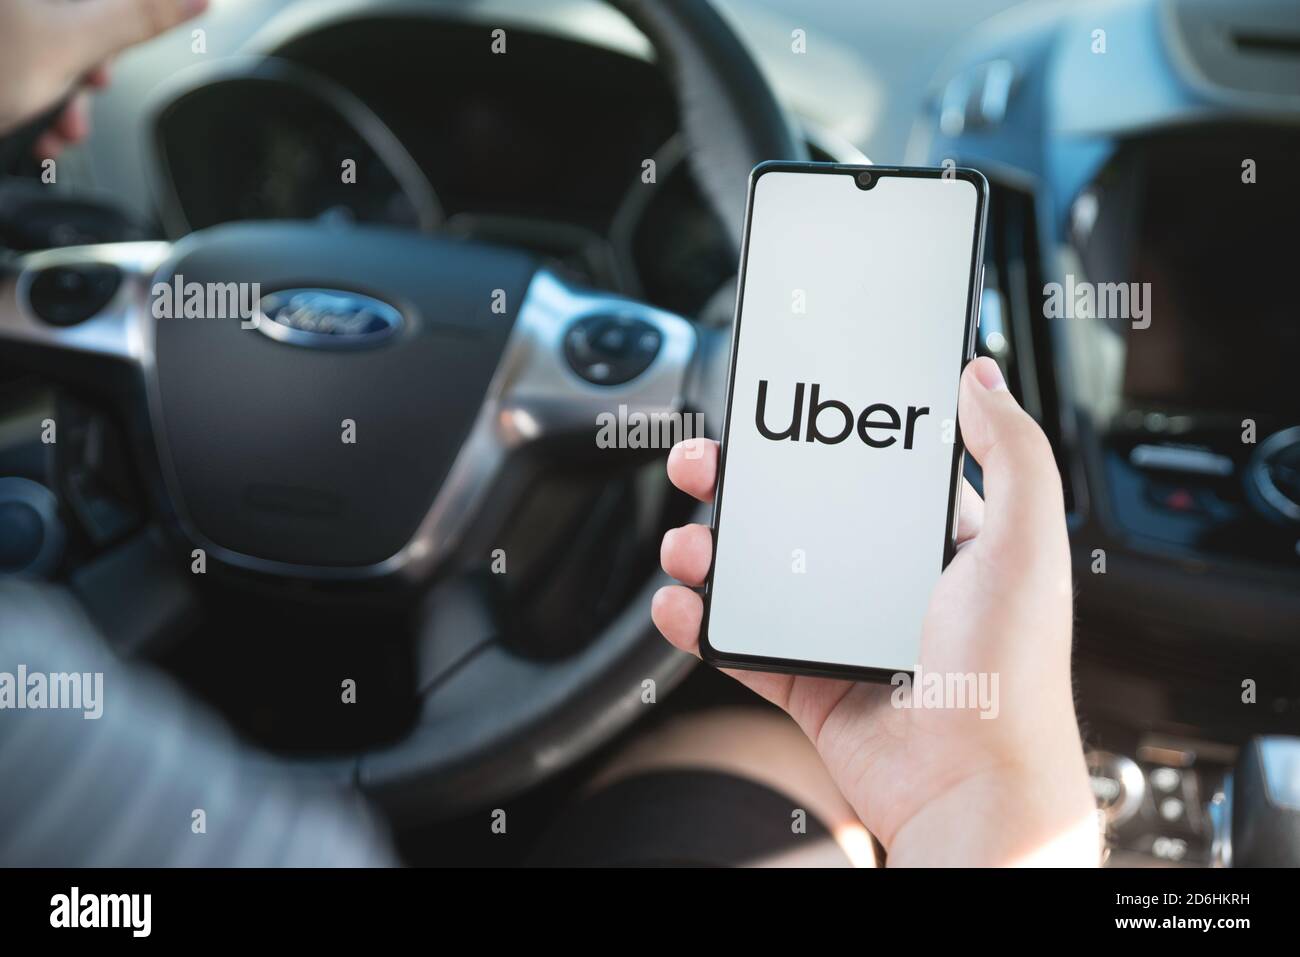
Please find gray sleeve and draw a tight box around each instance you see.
[0,580,398,867]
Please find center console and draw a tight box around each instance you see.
[1070,127,1300,568]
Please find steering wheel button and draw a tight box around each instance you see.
[596,325,629,354]
[564,313,663,385]
[56,271,84,292]
[25,262,122,326]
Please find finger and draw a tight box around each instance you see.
[52,94,90,143]
[85,63,113,89]
[666,438,718,503]
[650,585,800,707]
[32,130,66,161]
[53,0,207,75]
[651,585,704,655]
[660,524,712,586]
[958,358,1065,548]
[955,477,984,545]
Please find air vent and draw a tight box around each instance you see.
[1234,32,1300,56]
[1166,0,1300,98]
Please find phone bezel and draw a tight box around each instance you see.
[697,161,990,684]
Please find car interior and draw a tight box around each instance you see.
[1,0,1298,867]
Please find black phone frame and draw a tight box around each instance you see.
[698,161,990,684]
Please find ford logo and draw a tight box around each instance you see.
[254,288,404,349]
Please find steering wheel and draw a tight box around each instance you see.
[0,0,806,819]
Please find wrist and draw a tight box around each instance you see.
[885,759,1100,867]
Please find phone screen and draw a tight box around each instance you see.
[702,165,986,678]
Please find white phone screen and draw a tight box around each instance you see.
[704,167,984,675]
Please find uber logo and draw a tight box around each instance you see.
[755,380,930,449]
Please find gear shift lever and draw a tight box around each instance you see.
[1220,736,1300,867]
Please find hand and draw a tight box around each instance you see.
[0,0,208,153]
[653,356,1099,866]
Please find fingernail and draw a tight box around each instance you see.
[182,0,208,16]
[972,357,1007,392]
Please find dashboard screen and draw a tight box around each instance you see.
[1121,135,1300,419]
[156,77,421,233]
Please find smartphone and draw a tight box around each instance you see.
[700,162,988,682]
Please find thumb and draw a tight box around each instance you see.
[52,0,207,74]
[958,357,1066,551]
